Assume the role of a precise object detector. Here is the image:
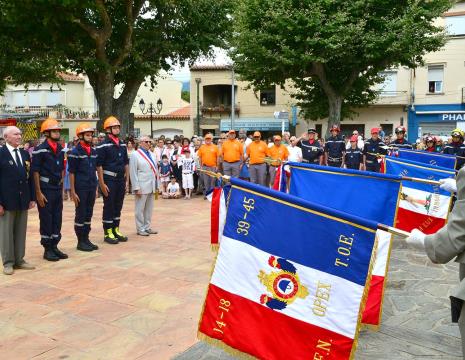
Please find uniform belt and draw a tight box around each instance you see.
[328,157,342,162]
[366,160,374,164]
[40,176,63,186]
[103,170,124,178]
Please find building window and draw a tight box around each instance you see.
[260,87,276,105]
[446,15,465,36]
[133,128,141,138]
[378,71,397,96]
[428,65,444,94]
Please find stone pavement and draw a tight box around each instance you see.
[0,194,462,359]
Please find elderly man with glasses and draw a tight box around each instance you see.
[129,136,158,236]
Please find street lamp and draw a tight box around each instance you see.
[139,98,163,138]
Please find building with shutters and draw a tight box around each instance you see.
[190,2,465,141]
[0,72,191,141]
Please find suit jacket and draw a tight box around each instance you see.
[425,167,465,321]
[129,149,157,195]
[0,145,34,211]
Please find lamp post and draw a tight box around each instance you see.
[139,98,163,138]
[195,78,201,135]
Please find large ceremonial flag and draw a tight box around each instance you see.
[286,163,401,328]
[199,178,378,359]
[396,149,456,169]
[385,157,454,234]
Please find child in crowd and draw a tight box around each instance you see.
[163,176,181,199]
[159,154,171,194]
[180,149,196,199]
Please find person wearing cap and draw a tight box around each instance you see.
[392,126,412,150]
[425,136,437,152]
[346,130,364,150]
[220,129,243,178]
[344,135,363,170]
[31,117,67,261]
[197,133,219,198]
[68,123,99,251]
[268,135,289,187]
[96,116,129,244]
[443,129,465,170]
[363,127,387,172]
[179,147,196,199]
[324,125,345,168]
[129,135,158,236]
[245,131,270,186]
[296,129,324,164]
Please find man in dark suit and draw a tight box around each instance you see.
[0,126,36,275]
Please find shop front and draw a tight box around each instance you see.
[408,104,465,140]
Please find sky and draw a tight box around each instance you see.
[169,47,231,82]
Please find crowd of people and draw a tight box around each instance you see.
[2,116,465,276]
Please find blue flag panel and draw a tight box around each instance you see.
[396,150,456,169]
[224,178,378,286]
[287,163,401,226]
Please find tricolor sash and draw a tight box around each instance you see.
[137,149,158,176]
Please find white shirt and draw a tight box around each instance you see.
[287,145,303,162]
[167,182,180,194]
[6,143,23,166]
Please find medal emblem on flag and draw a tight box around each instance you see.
[258,256,309,310]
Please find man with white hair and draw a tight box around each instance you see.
[0,126,35,275]
[129,135,158,236]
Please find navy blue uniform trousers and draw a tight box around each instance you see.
[74,189,96,237]
[39,188,63,247]
[102,178,125,231]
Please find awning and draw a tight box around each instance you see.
[220,118,289,131]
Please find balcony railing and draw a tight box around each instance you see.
[201,104,240,116]
[1,105,99,120]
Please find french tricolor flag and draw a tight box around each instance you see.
[385,157,455,235]
[199,179,378,359]
[207,185,230,249]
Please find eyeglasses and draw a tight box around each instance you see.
[141,140,152,144]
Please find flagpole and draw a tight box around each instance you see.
[376,223,410,238]
[401,176,441,186]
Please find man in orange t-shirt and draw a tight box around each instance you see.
[268,135,289,187]
[220,129,243,178]
[245,131,269,186]
[198,133,219,197]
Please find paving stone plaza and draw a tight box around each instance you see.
[0,196,462,359]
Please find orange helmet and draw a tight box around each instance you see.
[76,122,95,136]
[40,117,61,133]
[103,116,120,130]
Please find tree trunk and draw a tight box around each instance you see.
[88,71,115,131]
[326,95,343,137]
[88,71,143,137]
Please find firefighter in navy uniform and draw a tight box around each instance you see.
[392,126,413,150]
[297,128,323,164]
[443,129,465,170]
[31,118,67,261]
[345,135,363,170]
[96,116,129,244]
[363,127,387,172]
[68,123,99,252]
[324,125,345,167]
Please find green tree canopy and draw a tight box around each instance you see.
[231,0,452,134]
[0,0,233,132]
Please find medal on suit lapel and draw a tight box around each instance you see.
[9,160,13,165]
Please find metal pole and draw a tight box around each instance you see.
[150,103,153,138]
[195,78,201,135]
[231,67,235,131]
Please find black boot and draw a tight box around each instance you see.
[43,246,60,261]
[85,235,99,250]
[52,245,69,259]
[77,235,94,252]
